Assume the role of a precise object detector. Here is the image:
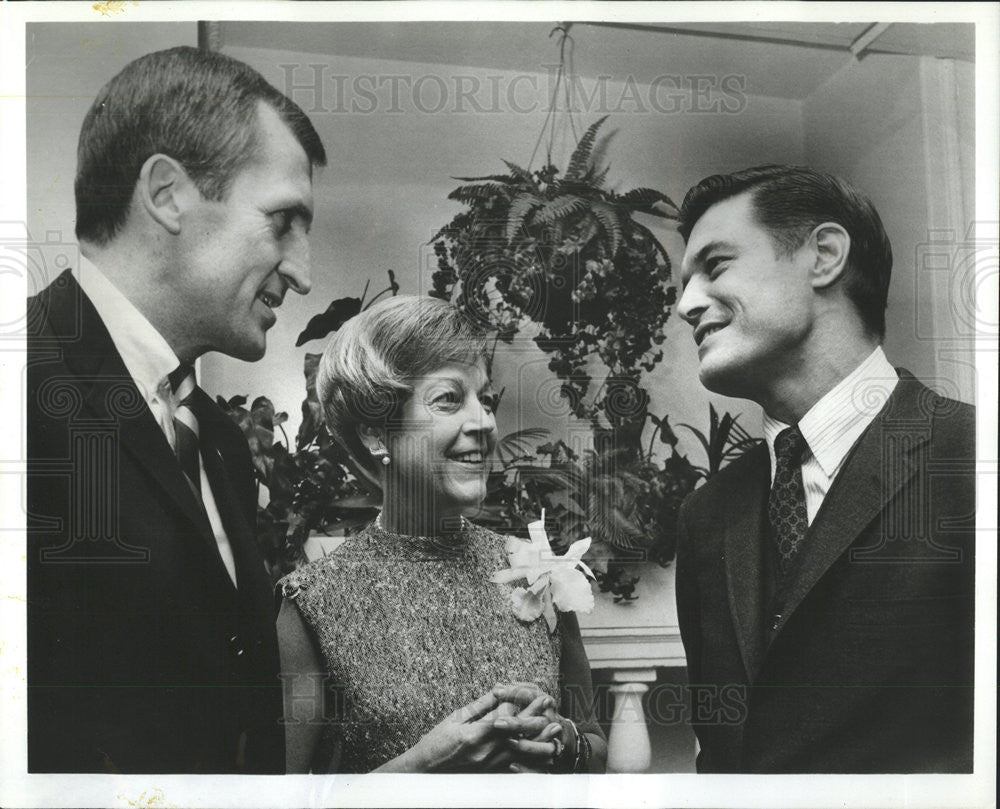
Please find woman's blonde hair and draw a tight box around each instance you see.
[317,295,490,472]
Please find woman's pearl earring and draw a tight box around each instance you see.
[371,442,390,466]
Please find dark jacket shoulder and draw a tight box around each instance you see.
[681,442,768,522]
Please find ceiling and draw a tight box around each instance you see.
[219,20,974,101]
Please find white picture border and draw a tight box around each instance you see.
[1,2,996,807]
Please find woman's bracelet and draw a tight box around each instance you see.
[548,719,576,774]
[568,719,591,774]
[564,718,592,774]
[548,718,592,774]
[574,727,592,773]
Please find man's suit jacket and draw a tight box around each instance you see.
[26,270,284,773]
[676,372,975,773]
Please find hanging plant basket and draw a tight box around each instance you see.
[428,27,762,586]
[429,115,692,562]
[430,115,677,437]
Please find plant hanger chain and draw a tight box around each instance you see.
[528,22,583,172]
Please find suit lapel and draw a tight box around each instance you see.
[721,444,771,682]
[198,434,250,592]
[191,388,272,608]
[46,271,218,551]
[771,373,931,638]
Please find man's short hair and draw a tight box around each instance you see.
[75,46,327,245]
[318,295,490,474]
[677,165,893,338]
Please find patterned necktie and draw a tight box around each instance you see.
[769,425,809,575]
[168,363,201,501]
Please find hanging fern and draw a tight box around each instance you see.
[448,182,512,203]
[586,164,611,189]
[628,219,673,269]
[533,194,589,226]
[430,115,681,563]
[452,173,520,183]
[617,187,679,218]
[506,193,543,243]
[502,160,535,184]
[589,201,624,257]
[564,115,609,182]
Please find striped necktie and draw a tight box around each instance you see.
[768,425,809,575]
[168,364,201,501]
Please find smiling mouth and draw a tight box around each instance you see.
[696,322,726,345]
[450,451,486,466]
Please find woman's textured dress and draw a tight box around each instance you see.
[280,520,577,773]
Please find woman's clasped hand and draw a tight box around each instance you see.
[386,684,571,773]
[493,682,583,774]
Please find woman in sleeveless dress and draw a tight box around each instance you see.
[277,295,606,773]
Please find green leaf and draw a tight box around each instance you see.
[533,195,588,226]
[451,173,518,183]
[427,213,469,245]
[726,414,756,445]
[565,116,609,182]
[448,182,511,203]
[658,415,679,447]
[495,427,551,465]
[678,422,711,459]
[506,193,543,243]
[630,220,673,269]
[590,201,623,257]
[618,187,679,216]
[587,483,645,551]
[724,436,763,460]
[502,160,535,184]
[296,296,363,347]
[514,467,573,490]
[588,164,611,189]
[678,407,762,477]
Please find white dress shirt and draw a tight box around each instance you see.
[763,346,899,525]
[75,257,238,585]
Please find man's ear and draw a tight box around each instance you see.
[808,222,851,290]
[136,154,195,236]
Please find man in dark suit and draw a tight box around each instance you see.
[674,165,975,773]
[27,46,326,773]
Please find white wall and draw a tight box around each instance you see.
[25,23,198,272]
[803,53,976,404]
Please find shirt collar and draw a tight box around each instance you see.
[763,346,899,478]
[74,256,182,403]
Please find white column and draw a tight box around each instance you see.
[606,668,657,773]
[918,55,977,406]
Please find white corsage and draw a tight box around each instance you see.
[490,509,596,632]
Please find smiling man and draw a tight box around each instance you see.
[673,165,975,773]
[27,47,326,773]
